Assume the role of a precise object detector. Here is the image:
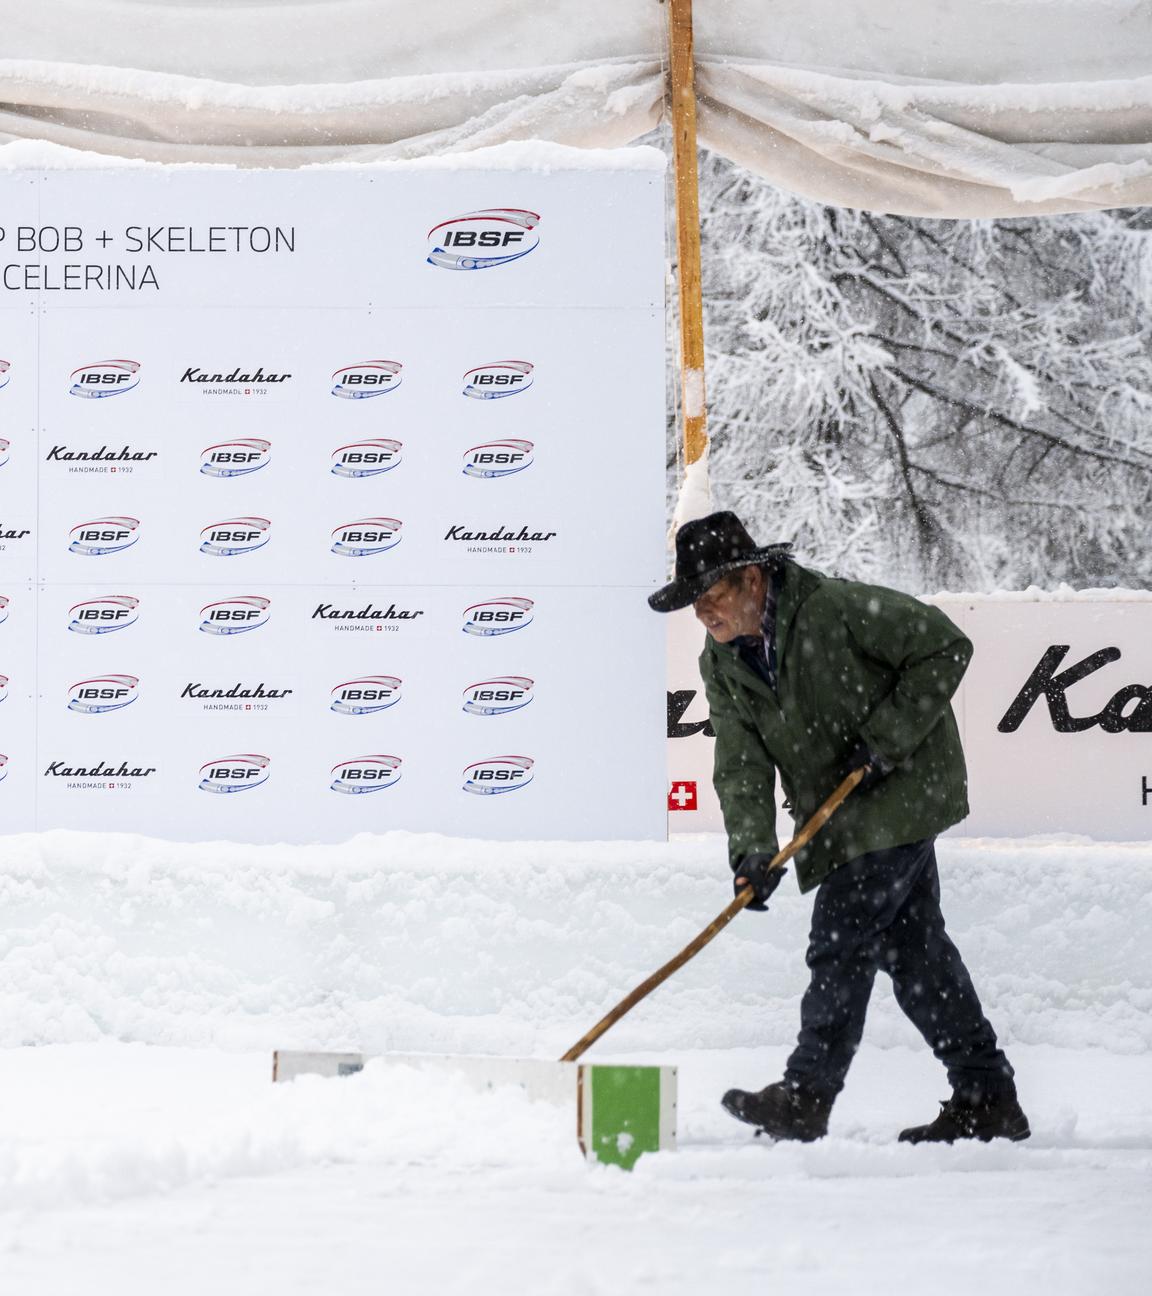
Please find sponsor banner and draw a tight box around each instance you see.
[666,597,1152,840]
[5,164,667,842]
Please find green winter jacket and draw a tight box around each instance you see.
[700,560,972,893]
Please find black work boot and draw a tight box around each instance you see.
[721,1081,832,1142]
[899,1088,1031,1145]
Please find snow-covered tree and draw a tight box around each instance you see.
[672,150,1152,592]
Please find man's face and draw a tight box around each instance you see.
[693,565,767,643]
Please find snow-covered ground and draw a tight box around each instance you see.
[1,829,1150,1293]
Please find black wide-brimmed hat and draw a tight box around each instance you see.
[648,511,791,612]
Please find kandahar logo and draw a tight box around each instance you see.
[427,209,540,271]
[462,597,534,637]
[0,359,10,390]
[199,753,270,794]
[200,439,271,479]
[331,517,402,557]
[462,754,534,795]
[330,754,402,794]
[200,517,271,557]
[330,676,402,716]
[331,360,403,399]
[69,359,141,399]
[462,676,534,717]
[69,516,140,556]
[68,594,140,635]
[199,594,270,636]
[67,674,139,715]
[463,360,534,400]
[463,439,534,479]
[331,439,402,479]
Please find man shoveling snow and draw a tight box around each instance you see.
[650,511,1030,1145]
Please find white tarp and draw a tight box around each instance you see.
[1,1,1151,216]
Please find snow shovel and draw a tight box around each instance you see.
[558,768,865,1063]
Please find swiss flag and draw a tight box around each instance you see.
[668,780,698,812]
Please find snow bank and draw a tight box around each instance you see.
[0,830,1148,1058]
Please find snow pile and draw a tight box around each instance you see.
[0,1046,574,1214]
[1,830,1148,1058]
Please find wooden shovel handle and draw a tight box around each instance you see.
[558,768,864,1063]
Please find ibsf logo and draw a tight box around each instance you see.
[0,594,8,624]
[462,597,534,637]
[0,359,10,390]
[463,676,534,717]
[0,438,8,469]
[198,753,270,794]
[68,594,140,635]
[427,209,540,271]
[331,361,403,399]
[200,438,271,478]
[330,676,402,716]
[331,517,402,557]
[69,359,141,398]
[463,360,534,400]
[68,516,140,556]
[463,439,534,479]
[199,595,270,636]
[67,674,139,715]
[462,755,534,795]
[331,439,402,479]
[330,754,402,794]
[200,517,271,557]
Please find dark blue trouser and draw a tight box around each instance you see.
[784,837,1014,1103]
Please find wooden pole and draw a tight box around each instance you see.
[558,769,864,1063]
[666,0,708,467]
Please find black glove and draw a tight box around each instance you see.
[843,740,894,792]
[733,852,786,912]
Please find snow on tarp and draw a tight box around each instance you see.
[1,0,1151,216]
